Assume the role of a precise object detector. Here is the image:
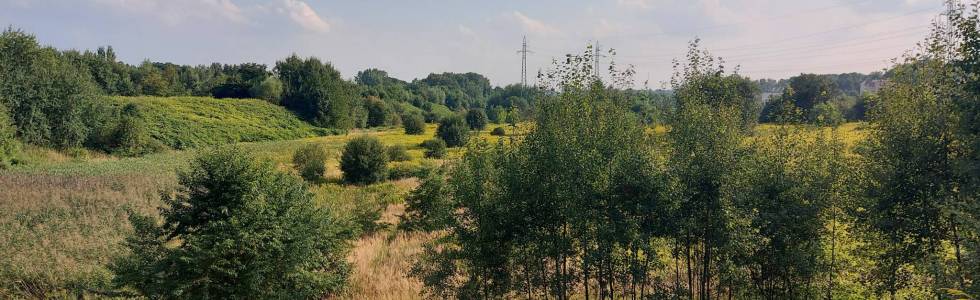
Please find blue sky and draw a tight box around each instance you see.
[0,0,943,87]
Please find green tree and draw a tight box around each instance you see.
[0,100,20,168]
[293,143,328,182]
[420,139,446,158]
[112,147,353,299]
[436,116,470,147]
[340,136,388,185]
[250,77,283,104]
[465,108,488,130]
[402,113,426,135]
[111,104,158,156]
[275,54,355,129]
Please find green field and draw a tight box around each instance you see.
[103,96,337,149]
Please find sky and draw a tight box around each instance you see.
[0,0,944,88]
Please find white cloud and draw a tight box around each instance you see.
[616,0,654,10]
[458,24,476,37]
[281,0,330,33]
[512,11,560,36]
[92,0,245,25]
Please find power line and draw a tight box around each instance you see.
[517,35,534,89]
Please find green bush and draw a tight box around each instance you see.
[112,147,353,299]
[388,160,436,180]
[386,144,411,162]
[401,168,452,231]
[436,116,470,147]
[809,102,844,126]
[111,104,163,157]
[293,143,329,182]
[0,101,20,168]
[340,136,389,185]
[403,113,426,135]
[250,77,283,104]
[465,109,488,130]
[421,139,447,159]
[490,127,506,136]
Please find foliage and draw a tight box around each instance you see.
[340,136,388,185]
[276,54,356,129]
[671,39,760,131]
[250,77,283,104]
[420,139,447,159]
[365,96,399,127]
[414,45,667,299]
[401,168,452,231]
[0,27,102,149]
[810,102,845,126]
[436,116,470,147]
[293,143,329,182]
[104,96,331,149]
[112,147,353,299]
[490,127,506,136]
[386,144,411,162]
[110,104,161,156]
[0,101,20,168]
[402,113,426,135]
[465,108,488,130]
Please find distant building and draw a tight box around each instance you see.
[860,79,886,94]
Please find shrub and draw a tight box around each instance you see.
[436,116,470,147]
[340,136,388,185]
[250,77,283,104]
[465,109,488,130]
[401,168,452,231]
[388,160,436,180]
[387,144,411,162]
[111,104,162,157]
[365,96,394,128]
[421,139,447,159]
[112,147,353,299]
[0,101,20,169]
[490,127,506,136]
[809,102,844,126]
[293,143,329,182]
[403,113,426,135]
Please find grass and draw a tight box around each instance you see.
[103,96,336,149]
[0,120,864,299]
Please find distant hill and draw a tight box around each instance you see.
[103,96,336,149]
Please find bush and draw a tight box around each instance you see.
[112,147,353,299]
[436,116,470,147]
[421,139,447,159]
[366,96,395,128]
[0,101,20,168]
[403,113,426,135]
[340,136,388,185]
[401,168,452,231]
[110,104,162,157]
[250,77,283,104]
[465,109,488,130]
[387,144,411,162]
[810,102,844,126]
[388,160,436,180]
[293,143,329,181]
[490,127,506,136]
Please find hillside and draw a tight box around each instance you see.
[103,96,336,149]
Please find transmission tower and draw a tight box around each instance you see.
[517,36,534,89]
[593,40,607,79]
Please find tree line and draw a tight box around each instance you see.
[403,5,980,298]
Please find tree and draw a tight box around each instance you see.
[0,28,101,149]
[810,102,844,127]
[465,108,488,130]
[250,77,283,103]
[414,45,670,299]
[293,143,328,182]
[111,104,158,156]
[436,116,469,147]
[340,136,388,185]
[275,54,355,129]
[365,96,395,127]
[401,168,452,231]
[672,39,760,131]
[0,100,19,168]
[420,139,446,158]
[402,113,426,135]
[112,147,353,298]
[789,74,838,117]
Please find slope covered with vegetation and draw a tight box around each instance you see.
[103,96,334,149]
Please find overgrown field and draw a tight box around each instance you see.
[0,123,512,298]
[103,96,337,149]
[0,123,866,298]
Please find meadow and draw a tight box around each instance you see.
[0,122,515,299]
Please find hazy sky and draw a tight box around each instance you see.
[0,0,943,87]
